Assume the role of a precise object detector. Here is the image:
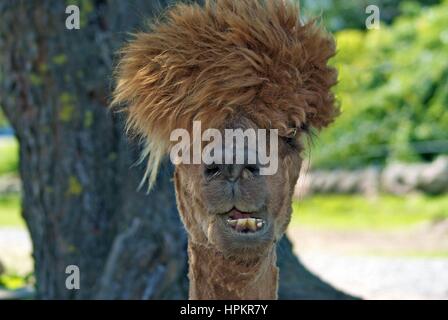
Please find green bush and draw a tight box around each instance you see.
[311,0,448,169]
[300,0,440,32]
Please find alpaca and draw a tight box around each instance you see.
[113,0,338,299]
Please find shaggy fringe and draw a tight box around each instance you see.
[112,0,339,188]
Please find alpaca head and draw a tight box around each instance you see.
[113,0,338,260]
[173,114,305,259]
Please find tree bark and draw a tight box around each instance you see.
[0,0,353,299]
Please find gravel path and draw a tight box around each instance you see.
[2,228,448,299]
[299,252,448,299]
[0,228,33,275]
[288,223,448,299]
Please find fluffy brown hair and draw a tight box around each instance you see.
[112,0,338,187]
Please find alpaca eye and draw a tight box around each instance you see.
[283,127,299,149]
[288,128,297,137]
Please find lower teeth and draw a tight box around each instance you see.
[226,218,264,232]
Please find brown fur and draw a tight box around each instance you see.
[113,0,338,299]
[187,242,278,299]
[113,0,338,185]
[173,125,296,299]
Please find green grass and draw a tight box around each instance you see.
[292,194,448,231]
[0,137,19,176]
[0,137,21,227]
[0,194,24,227]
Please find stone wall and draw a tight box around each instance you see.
[295,156,448,197]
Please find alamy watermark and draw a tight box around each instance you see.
[65,4,381,31]
[365,5,380,30]
[170,121,279,175]
[65,265,80,290]
[65,5,80,30]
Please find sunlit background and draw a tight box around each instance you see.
[1,0,447,299]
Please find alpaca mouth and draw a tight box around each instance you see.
[225,209,265,233]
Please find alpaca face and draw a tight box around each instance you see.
[174,115,302,258]
[112,0,339,261]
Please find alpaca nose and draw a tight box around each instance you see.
[203,163,260,181]
[223,163,260,182]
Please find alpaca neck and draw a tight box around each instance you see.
[187,241,278,299]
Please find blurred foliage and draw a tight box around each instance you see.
[0,274,26,290]
[0,138,18,176]
[311,0,448,169]
[0,108,8,128]
[291,194,448,231]
[0,273,34,290]
[0,194,22,227]
[300,0,440,32]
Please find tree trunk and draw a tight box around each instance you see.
[0,0,353,299]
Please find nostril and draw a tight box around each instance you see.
[204,164,221,178]
[245,164,260,175]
